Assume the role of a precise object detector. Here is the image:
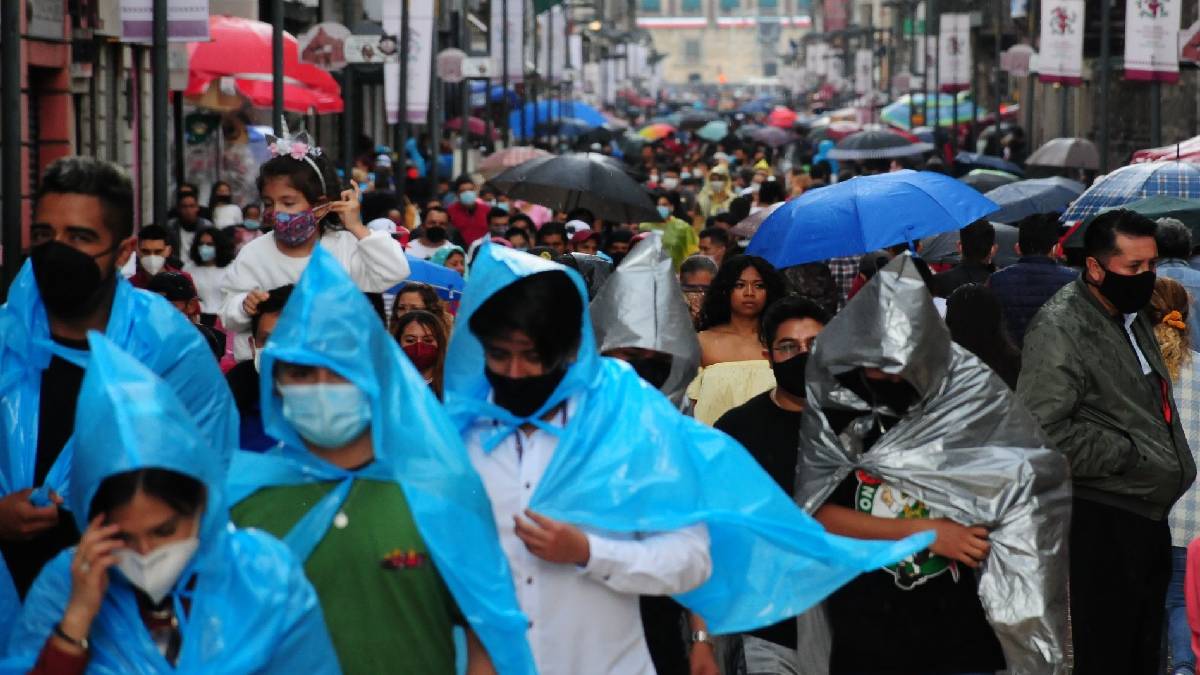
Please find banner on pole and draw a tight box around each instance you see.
[120,0,210,43]
[1124,0,1181,82]
[854,48,872,94]
[937,13,971,92]
[490,0,525,83]
[1038,0,1084,85]
[383,0,435,125]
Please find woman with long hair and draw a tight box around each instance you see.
[185,227,235,321]
[388,281,450,331]
[945,283,1022,390]
[688,255,789,425]
[391,310,448,398]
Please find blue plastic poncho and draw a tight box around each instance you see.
[225,246,535,675]
[443,244,935,634]
[0,261,238,641]
[2,334,338,674]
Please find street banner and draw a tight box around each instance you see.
[854,48,873,94]
[1038,0,1084,85]
[298,22,352,71]
[490,0,525,83]
[1124,0,1181,82]
[937,13,972,92]
[120,0,209,43]
[823,0,848,31]
[383,0,435,125]
[569,33,583,70]
[536,6,567,82]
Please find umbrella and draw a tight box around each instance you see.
[808,121,862,143]
[509,100,607,138]
[749,126,797,148]
[679,109,720,130]
[1026,137,1100,170]
[730,202,785,239]
[489,153,660,223]
[401,255,465,302]
[880,92,976,130]
[746,170,999,268]
[1060,161,1200,223]
[827,130,933,161]
[478,146,553,181]
[696,120,730,142]
[1063,195,1200,248]
[910,126,936,143]
[1132,135,1200,163]
[766,106,799,129]
[983,177,1086,223]
[961,169,1021,193]
[955,151,1025,177]
[638,123,677,141]
[444,116,498,139]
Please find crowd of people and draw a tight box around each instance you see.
[0,108,1198,675]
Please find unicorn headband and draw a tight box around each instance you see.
[266,118,327,194]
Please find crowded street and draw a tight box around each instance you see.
[4,1,1200,674]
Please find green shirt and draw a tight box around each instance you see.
[231,479,458,675]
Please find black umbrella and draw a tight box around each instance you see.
[490,153,660,223]
[959,169,1020,193]
[749,126,796,148]
[679,109,720,130]
[826,130,933,161]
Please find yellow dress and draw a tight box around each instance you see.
[686,360,777,426]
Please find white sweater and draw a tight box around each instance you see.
[219,229,410,335]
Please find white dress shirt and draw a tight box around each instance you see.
[467,398,712,675]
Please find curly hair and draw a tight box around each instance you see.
[698,255,788,330]
[1151,276,1193,382]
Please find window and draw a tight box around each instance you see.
[681,0,702,12]
[759,0,778,8]
[640,0,662,11]
[719,0,739,10]
[684,39,702,64]
[763,61,778,77]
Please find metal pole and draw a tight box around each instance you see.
[173,92,184,194]
[272,0,284,134]
[460,2,470,174]
[152,0,169,228]
[931,0,939,132]
[429,20,442,178]
[502,0,510,146]
[1098,0,1111,172]
[922,0,931,126]
[548,9,556,148]
[1025,0,1037,146]
[398,0,410,197]
[993,0,1003,141]
[1,0,21,295]
[342,67,356,181]
[1150,81,1162,148]
[1058,85,1068,137]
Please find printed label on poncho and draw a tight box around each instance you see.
[854,469,960,590]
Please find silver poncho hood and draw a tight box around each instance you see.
[590,232,701,406]
[796,253,1072,674]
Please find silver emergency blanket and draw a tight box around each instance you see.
[795,253,1072,674]
[590,231,701,407]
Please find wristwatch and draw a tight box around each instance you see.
[690,630,712,647]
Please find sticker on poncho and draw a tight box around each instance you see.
[853,470,960,590]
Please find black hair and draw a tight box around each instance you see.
[176,183,198,201]
[699,227,730,247]
[728,196,752,223]
[760,295,831,346]
[488,206,510,221]
[89,468,205,522]
[361,190,402,223]
[565,208,595,227]
[390,309,448,398]
[1016,213,1062,256]
[454,175,476,190]
[757,179,785,205]
[1155,218,1193,260]
[509,213,535,230]
[698,255,788,330]
[505,227,530,244]
[469,271,583,369]
[424,205,448,219]
[1084,208,1158,259]
[390,282,445,332]
[680,254,719,279]
[538,222,568,244]
[945,283,1022,389]
[606,229,634,247]
[256,152,343,213]
[189,227,235,267]
[138,224,170,243]
[208,180,233,207]
[37,156,134,242]
[251,284,295,339]
[959,219,996,261]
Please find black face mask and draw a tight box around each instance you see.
[626,355,673,390]
[609,251,627,268]
[837,369,921,415]
[770,352,808,399]
[486,367,567,418]
[425,226,448,244]
[1090,261,1156,314]
[30,241,118,319]
[213,194,232,205]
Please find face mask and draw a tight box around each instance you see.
[242,219,261,230]
[279,382,372,448]
[495,201,510,212]
[681,171,692,180]
[661,177,680,190]
[459,191,478,207]
[115,536,199,605]
[710,180,726,191]
[403,342,439,371]
[213,194,232,205]
[485,366,567,418]
[626,355,673,390]
[610,251,628,267]
[1090,261,1157,314]
[141,254,166,276]
[425,226,447,244]
[837,369,921,416]
[30,241,118,319]
[267,208,321,247]
[771,352,810,399]
[657,205,672,220]
[649,174,660,184]
[198,244,216,262]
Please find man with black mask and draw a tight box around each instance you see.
[0,157,237,610]
[1020,208,1195,675]
[409,205,455,259]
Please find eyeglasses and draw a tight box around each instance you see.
[771,337,816,359]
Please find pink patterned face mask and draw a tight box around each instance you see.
[265,207,321,246]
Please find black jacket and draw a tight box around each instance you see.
[988,256,1078,348]
[930,260,994,298]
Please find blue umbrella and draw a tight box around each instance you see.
[510,100,606,138]
[396,255,465,302]
[746,170,999,268]
[955,151,1025,177]
[1060,161,1200,223]
[983,177,1086,223]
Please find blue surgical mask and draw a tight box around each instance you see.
[242,219,261,230]
[495,201,510,212]
[198,244,216,262]
[279,382,371,448]
[459,191,478,207]
[681,171,692,180]
[657,205,672,220]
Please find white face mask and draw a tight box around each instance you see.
[710,179,726,190]
[115,536,199,605]
[661,177,680,190]
[141,255,166,276]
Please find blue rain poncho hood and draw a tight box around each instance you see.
[225,246,535,674]
[2,334,337,674]
[0,261,238,642]
[795,254,1072,674]
[444,244,934,634]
